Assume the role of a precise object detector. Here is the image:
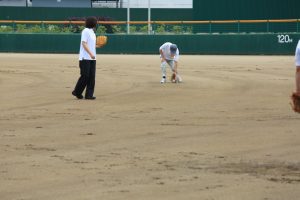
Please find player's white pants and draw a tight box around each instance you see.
[160,60,182,82]
[161,59,177,76]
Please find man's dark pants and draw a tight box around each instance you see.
[73,60,96,98]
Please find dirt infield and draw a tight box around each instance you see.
[1,53,300,200]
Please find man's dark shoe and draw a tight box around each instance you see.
[72,91,83,99]
[85,96,96,100]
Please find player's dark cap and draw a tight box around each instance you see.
[170,44,177,54]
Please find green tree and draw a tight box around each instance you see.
[156,25,166,33]
[172,25,182,34]
[0,25,13,32]
[96,25,107,34]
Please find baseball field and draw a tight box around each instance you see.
[0,53,300,200]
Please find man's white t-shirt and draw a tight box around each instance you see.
[79,28,96,61]
[159,42,179,62]
[296,40,300,67]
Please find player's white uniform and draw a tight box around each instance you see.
[160,42,179,62]
[79,28,96,61]
[159,42,182,82]
[295,40,300,67]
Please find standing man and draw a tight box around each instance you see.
[72,17,97,100]
[291,39,300,113]
[159,42,182,83]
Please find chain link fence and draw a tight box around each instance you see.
[0,19,299,34]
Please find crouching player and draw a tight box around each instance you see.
[159,42,182,83]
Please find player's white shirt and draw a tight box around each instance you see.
[159,42,179,62]
[79,28,96,60]
[296,40,300,67]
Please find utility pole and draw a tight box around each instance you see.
[148,0,151,34]
[127,0,130,34]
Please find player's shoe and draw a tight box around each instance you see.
[72,91,83,99]
[85,96,96,100]
[160,77,166,84]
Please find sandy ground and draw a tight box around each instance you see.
[0,53,300,200]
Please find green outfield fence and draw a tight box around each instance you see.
[1,32,299,55]
[0,19,300,54]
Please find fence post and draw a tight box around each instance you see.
[237,20,240,34]
[41,21,44,33]
[297,19,299,33]
[267,20,269,33]
[69,20,72,33]
[209,21,212,34]
[13,21,16,32]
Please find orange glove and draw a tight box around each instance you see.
[170,73,177,83]
[96,36,107,48]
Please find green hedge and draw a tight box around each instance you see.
[0,24,194,34]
